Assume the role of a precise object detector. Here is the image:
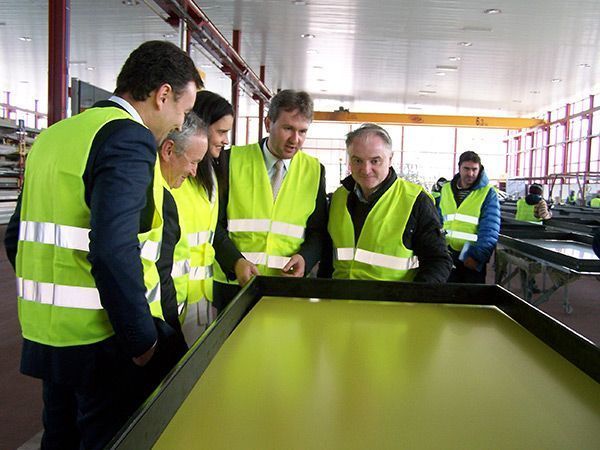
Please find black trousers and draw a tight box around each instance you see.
[448,258,487,284]
[213,281,242,315]
[39,319,188,450]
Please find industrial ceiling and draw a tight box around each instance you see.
[1,0,600,119]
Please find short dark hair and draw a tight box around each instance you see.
[267,90,313,122]
[115,41,203,101]
[529,183,543,195]
[458,151,481,166]
[193,90,234,126]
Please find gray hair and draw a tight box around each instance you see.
[166,112,208,155]
[345,123,392,153]
[267,89,314,122]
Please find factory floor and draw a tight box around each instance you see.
[1,224,598,449]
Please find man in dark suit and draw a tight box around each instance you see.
[212,90,328,313]
[4,41,202,450]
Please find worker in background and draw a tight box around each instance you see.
[156,112,208,345]
[170,91,234,330]
[212,90,328,314]
[515,183,552,223]
[437,151,500,283]
[325,123,452,282]
[590,193,600,208]
[566,190,577,205]
[430,177,447,200]
[4,41,202,449]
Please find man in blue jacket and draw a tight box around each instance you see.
[437,151,500,283]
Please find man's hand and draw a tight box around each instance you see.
[234,258,260,286]
[281,254,305,277]
[464,256,479,271]
[132,341,157,367]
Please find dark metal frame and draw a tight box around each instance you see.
[545,217,600,236]
[498,229,600,273]
[107,277,600,449]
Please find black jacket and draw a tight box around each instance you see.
[212,141,329,278]
[320,169,452,283]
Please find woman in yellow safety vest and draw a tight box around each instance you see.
[188,91,234,321]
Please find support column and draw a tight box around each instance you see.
[258,65,265,141]
[230,29,240,145]
[583,95,594,186]
[48,0,70,125]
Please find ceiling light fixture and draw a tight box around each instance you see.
[435,72,446,76]
[436,65,458,71]
[530,90,540,94]
[292,0,307,5]
[19,36,32,42]
[306,49,318,54]
[163,33,175,39]
[448,56,461,61]
[578,63,591,68]
[86,67,96,71]
[317,78,326,82]
[122,0,140,5]
[418,90,437,95]
[551,78,562,83]
[301,33,315,39]
[484,8,502,14]
[458,41,472,47]
[462,26,492,32]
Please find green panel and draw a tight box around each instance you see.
[155,298,600,450]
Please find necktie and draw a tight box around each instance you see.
[271,159,284,200]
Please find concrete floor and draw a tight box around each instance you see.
[1,223,598,449]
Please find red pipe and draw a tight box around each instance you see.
[230,29,240,145]
[153,0,271,103]
[48,0,69,125]
[584,95,594,186]
[258,65,265,141]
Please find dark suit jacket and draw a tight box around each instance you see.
[5,100,163,385]
[213,140,329,278]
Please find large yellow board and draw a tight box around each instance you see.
[155,297,600,449]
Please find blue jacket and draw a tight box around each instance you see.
[437,169,500,268]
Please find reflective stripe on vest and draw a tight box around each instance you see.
[19,221,89,251]
[242,252,291,270]
[228,219,305,239]
[445,230,478,242]
[190,265,213,280]
[17,277,102,309]
[442,213,479,225]
[187,230,214,246]
[336,247,419,271]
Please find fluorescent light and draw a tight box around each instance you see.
[458,41,472,47]
[448,56,461,61]
[484,8,502,14]
[551,78,562,83]
[306,49,318,54]
[301,33,315,39]
[19,36,32,42]
[436,65,458,71]
[418,90,437,95]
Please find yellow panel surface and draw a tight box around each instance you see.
[155,298,600,449]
